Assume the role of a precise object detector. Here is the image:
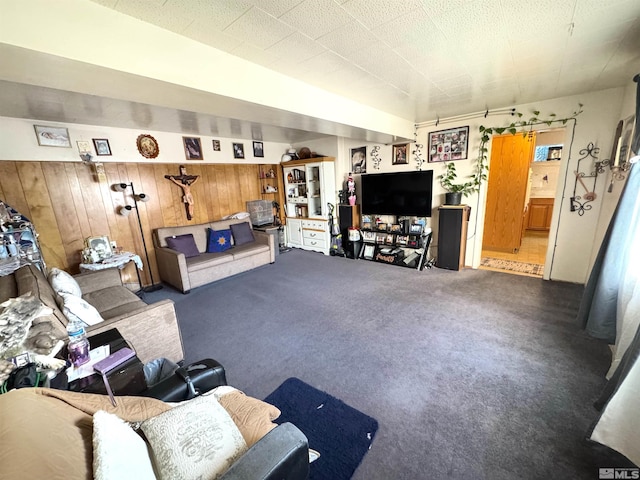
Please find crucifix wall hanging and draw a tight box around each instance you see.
[165,165,200,220]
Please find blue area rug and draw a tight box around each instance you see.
[264,378,378,480]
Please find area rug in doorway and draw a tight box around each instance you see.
[264,378,378,480]
[481,257,544,276]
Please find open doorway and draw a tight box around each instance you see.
[480,128,564,277]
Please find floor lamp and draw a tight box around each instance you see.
[113,182,163,293]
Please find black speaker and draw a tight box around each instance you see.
[437,206,469,270]
[338,205,360,259]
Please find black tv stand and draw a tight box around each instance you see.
[360,230,432,270]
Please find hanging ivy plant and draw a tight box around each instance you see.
[439,104,584,196]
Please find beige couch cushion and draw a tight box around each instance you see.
[0,388,171,480]
[186,252,234,272]
[231,243,269,260]
[0,273,17,300]
[155,223,210,252]
[12,265,68,336]
[209,218,255,235]
[83,286,146,319]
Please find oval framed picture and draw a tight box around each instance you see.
[136,134,159,159]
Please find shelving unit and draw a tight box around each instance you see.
[257,164,285,225]
[282,157,335,255]
[360,225,432,270]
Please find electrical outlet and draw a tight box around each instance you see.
[110,241,117,249]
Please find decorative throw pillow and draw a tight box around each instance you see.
[165,234,200,258]
[140,394,247,480]
[61,293,104,326]
[92,410,157,480]
[230,222,255,246]
[207,228,232,253]
[48,267,82,304]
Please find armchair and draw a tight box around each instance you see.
[0,387,309,480]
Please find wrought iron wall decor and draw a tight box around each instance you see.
[413,143,425,170]
[370,146,381,170]
[570,142,608,215]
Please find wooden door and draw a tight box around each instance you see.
[482,133,535,252]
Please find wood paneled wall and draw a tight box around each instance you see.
[0,161,263,285]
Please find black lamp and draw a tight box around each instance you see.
[113,182,162,292]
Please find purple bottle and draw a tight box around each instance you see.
[67,319,90,367]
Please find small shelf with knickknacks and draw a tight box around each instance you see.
[0,201,46,276]
[258,165,279,195]
[359,216,432,270]
[257,164,286,225]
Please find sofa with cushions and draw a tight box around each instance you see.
[0,264,184,365]
[153,219,275,294]
[0,387,310,480]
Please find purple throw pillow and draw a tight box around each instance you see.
[166,234,200,258]
[230,222,255,246]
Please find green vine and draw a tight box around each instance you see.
[439,104,584,196]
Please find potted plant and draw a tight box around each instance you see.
[439,162,478,205]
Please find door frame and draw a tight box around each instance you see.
[472,126,572,280]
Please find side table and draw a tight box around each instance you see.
[60,328,147,396]
[79,251,144,292]
[253,224,284,255]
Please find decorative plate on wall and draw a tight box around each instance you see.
[136,134,159,159]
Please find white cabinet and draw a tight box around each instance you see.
[301,219,328,253]
[287,218,302,247]
[283,157,335,255]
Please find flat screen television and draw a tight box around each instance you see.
[360,170,433,217]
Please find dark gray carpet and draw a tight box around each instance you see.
[145,249,632,479]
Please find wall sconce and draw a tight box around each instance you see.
[112,182,162,292]
[605,117,634,192]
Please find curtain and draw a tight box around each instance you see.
[582,75,640,466]
[577,164,640,346]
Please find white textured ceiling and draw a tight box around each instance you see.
[2,0,640,143]
[90,0,640,121]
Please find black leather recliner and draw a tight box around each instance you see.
[142,359,310,480]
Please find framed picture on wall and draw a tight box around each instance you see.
[34,125,71,147]
[350,146,366,173]
[212,139,221,151]
[392,143,409,165]
[233,143,245,159]
[183,137,203,160]
[93,138,111,156]
[253,141,264,157]
[428,126,469,162]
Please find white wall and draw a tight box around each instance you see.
[330,86,628,283]
[0,0,414,142]
[589,81,638,270]
[530,162,560,198]
[0,116,288,164]
[2,81,630,284]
